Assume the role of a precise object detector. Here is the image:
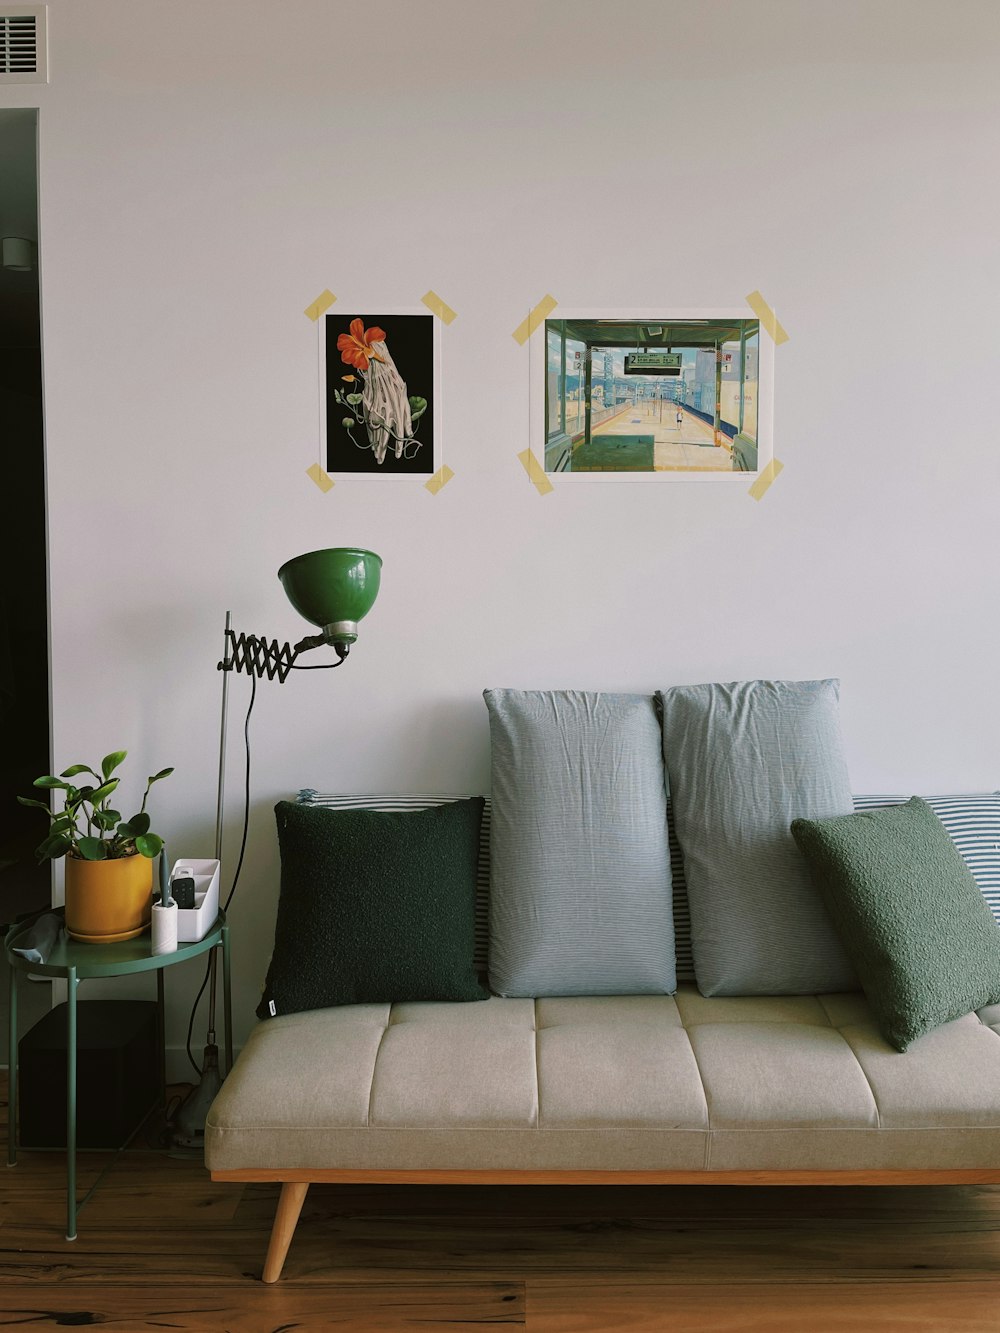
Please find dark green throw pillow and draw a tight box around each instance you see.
[258,798,489,1018]
[791,797,1000,1050]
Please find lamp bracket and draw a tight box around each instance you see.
[218,627,349,684]
[218,630,296,683]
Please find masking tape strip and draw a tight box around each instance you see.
[304,289,336,322]
[518,448,554,496]
[513,294,558,345]
[748,457,783,501]
[421,290,457,325]
[306,462,335,493]
[425,464,455,495]
[746,290,789,345]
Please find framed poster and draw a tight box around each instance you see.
[322,308,440,478]
[530,308,774,480]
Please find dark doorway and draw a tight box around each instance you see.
[0,108,49,926]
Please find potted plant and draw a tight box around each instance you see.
[18,751,174,943]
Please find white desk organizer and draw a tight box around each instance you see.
[170,858,221,942]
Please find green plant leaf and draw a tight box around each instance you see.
[77,837,107,861]
[60,764,98,779]
[77,786,95,802]
[101,750,128,779]
[92,811,118,831]
[36,832,72,861]
[33,776,69,790]
[149,768,174,783]
[408,395,428,421]
[88,779,120,805]
[135,833,163,859]
[127,812,151,836]
[17,796,52,811]
[49,813,75,831]
[342,417,354,428]
[346,393,362,405]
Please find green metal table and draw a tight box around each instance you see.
[5,908,232,1240]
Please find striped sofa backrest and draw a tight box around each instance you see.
[298,791,1000,986]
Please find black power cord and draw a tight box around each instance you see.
[182,646,347,1075]
[289,657,348,672]
[184,671,257,1076]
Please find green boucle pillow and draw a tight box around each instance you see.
[791,797,1000,1050]
[258,798,489,1018]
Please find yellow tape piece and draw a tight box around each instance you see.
[518,448,554,496]
[421,290,457,325]
[512,294,558,346]
[306,462,334,493]
[746,290,789,345]
[304,289,336,322]
[748,457,784,501]
[425,464,455,495]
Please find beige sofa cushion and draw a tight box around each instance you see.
[205,986,1000,1174]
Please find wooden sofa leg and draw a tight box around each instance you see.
[262,1182,310,1283]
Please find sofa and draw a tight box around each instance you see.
[205,686,1000,1283]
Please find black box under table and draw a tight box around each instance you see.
[18,1000,159,1149]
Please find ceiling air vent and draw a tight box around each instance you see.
[0,6,47,83]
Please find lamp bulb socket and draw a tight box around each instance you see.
[322,620,358,649]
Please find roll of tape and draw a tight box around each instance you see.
[151,902,179,956]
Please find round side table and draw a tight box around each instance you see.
[5,908,232,1240]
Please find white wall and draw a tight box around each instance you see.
[5,0,1000,1063]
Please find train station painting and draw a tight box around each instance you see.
[537,313,771,476]
[324,311,438,477]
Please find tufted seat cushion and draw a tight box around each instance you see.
[205,986,1000,1175]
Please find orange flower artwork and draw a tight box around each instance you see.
[337,318,386,372]
[327,311,433,474]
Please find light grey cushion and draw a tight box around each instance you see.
[658,679,856,997]
[484,689,674,997]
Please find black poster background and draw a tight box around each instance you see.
[325,312,435,475]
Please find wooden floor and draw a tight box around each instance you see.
[3,1078,1000,1330]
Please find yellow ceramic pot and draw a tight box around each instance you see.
[64,853,154,943]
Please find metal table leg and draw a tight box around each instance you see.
[156,969,166,1103]
[221,925,233,1077]
[66,965,77,1242]
[7,957,16,1168]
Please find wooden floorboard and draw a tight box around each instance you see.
[0,1282,526,1330]
[3,1074,1000,1328]
[527,1281,1000,1332]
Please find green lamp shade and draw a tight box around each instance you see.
[277,548,382,639]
